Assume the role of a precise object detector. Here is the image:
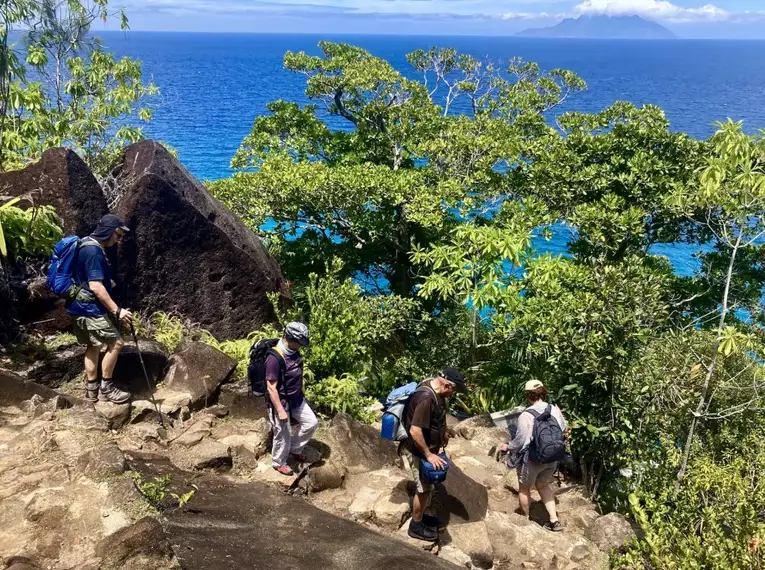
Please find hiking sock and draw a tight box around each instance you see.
[85,380,100,403]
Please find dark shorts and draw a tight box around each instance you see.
[72,314,122,347]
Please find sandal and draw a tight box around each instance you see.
[273,464,294,476]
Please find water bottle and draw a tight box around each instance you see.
[381,412,397,441]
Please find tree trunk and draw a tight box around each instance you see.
[391,204,411,298]
[675,231,741,495]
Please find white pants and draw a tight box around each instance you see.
[269,400,319,467]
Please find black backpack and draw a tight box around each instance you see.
[528,404,566,464]
[248,338,285,397]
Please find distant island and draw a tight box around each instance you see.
[516,14,678,40]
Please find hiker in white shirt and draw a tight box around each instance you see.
[501,380,567,532]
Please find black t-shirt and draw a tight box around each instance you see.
[404,381,446,453]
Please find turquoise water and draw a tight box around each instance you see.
[101,33,765,276]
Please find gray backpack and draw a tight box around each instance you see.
[528,405,566,463]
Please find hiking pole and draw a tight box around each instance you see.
[129,320,165,428]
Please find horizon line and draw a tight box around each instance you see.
[91,29,765,41]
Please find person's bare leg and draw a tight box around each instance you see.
[412,491,428,522]
[84,344,100,382]
[101,339,124,379]
[518,483,531,517]
[536,480,558,523]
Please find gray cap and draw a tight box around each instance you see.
[284,322,309,346]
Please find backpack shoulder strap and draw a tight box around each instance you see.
[526,407,541,419]
[418,382,443,410]
[78,237,101,249]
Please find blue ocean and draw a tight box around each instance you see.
[102,33,765,275]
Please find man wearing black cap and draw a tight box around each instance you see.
[67,214,133,404]
[403,367,467,541]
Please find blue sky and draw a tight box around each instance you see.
[107,0,765,37]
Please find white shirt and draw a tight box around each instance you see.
[508,401,567,455]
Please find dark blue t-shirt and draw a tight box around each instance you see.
[66,238,111,317]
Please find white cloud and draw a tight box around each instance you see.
[499,11,556,19]
[574,0,728,22]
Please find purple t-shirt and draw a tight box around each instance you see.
[265,349,304,409]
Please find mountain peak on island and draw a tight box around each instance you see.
[516,14,678,40]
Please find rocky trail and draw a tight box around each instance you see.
[1,142,636,569]
[0,341,635,570]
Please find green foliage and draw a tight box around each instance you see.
[131,473,195,511]
[0,203,62,261]
[300,259,418,379]
[619,437,765,570]
[134,311,279,379]
[0,0,157,176]
[305,373,378,423]
[210,41,584,299]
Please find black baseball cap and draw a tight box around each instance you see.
[91,214,130,241]
[442,367,467,393]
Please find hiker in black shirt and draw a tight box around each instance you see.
[402,367,467,541]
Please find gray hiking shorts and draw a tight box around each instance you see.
[403,448,434,496]
[518,458,557,486]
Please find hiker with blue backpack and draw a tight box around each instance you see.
[49,214,133,404]
[501,379,568,532]
[382,367,467,542]
[250,322,318,476]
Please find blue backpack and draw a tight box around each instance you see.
[46,236,98,298]
[381,381,419,441]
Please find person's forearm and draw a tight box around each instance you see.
[267,381,286,416]
[409,427,432,457]
[89,281,119,315]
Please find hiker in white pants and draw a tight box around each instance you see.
[270,400,318,470]
[265,322,318,475]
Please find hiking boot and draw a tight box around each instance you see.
[408,519,438,542]
[543,520,564,532]
[99,380,131,404]
[422,514,444,531]
[273,464,294,476]
[85,381,100,403]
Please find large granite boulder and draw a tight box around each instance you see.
[163,341,236,409]
[585,512,637,553]
[0,148,107,236]
[314,413,399,475]
[432,463,489,525]
[485,510,609,570]
[112,140,289,340]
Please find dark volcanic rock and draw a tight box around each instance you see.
[113,140,289,340]
[0,148,107,236]
[95,517,174,569]
[0,368,74,406]
[160,472,460,570]
[113,339,169,397]
[25,338,168,395]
